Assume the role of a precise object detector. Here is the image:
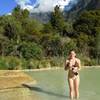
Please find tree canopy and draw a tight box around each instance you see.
[0,5,100,68]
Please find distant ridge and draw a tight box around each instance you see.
[30,0,100,22]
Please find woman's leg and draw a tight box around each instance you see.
[74,75,80,99]
[68,78,74,99]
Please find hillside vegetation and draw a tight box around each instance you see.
[0,5,100,69]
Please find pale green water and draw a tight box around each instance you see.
[0,68,100,100]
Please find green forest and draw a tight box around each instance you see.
[0,5,100,69]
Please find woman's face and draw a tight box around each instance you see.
[69,51,76,58]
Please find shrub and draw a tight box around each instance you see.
[39,59,51,68]
[41,34,62,56]
[0,57,8,70]
[19,41,43,60]
[27,59,40,69]
[0,56,21,70]
[6,56,21,70]
[50,57,64,67]
[62,39,77,57]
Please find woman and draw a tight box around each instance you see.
[65,50,81,99]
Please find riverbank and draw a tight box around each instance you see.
[0,65,100,72]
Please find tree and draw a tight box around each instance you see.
[40,34,62,56]
[0,34,10,56]
[50,5,66,35]
[12,5,29,20]
[76,33,90,56]
[95,27,100,64]
[2,16,24,40]
[42,22,54,34]
[21,18,43,35]
[18,42,43,59]
[21,18,43,43]
[73,10,100,36]
[73,10,100,64]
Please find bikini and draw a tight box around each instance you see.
[68,60,79,79]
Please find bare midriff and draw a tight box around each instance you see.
[68,69,79,79]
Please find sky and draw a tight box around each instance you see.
[0,0,16,15]
[0,0,78,15]
[0,0,36,15]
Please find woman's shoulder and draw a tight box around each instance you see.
[75,58,81,63]
[66,59,69,63]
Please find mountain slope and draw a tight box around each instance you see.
[64,0,91,20]
[30,0,100,22]
[86,0,100,10]
[30,12,51,23]
[65,0,100,20]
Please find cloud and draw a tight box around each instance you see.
[54,0,72,10]
[6,13,12,16]
[32,0,72,12]
[15,0,33,12]
[64,0,79,11]
[23,5,33,12]
[15,0,31,7]
[32,0,54,12]
[15,0,78,12]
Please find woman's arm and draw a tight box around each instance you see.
[76,59,81,70]
[64,60,70,70]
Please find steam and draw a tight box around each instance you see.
[15,0,79,12]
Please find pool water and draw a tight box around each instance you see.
[26,68,100,100]
[0,68,100,100]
